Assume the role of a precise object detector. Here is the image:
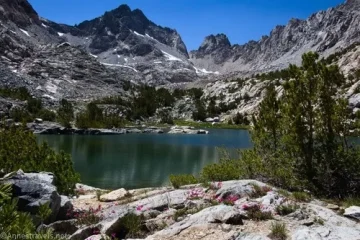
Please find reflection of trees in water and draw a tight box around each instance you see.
[76,139,219,189]
[37,131,250,189]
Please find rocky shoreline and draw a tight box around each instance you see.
[26,122,209,135]
[1,170,359,240]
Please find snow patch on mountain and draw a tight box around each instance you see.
[19,29,30,37]
[161,51,183,62]
[100,62,138,72]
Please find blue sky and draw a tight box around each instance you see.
[28,0,344,50]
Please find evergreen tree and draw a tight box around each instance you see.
[249,52,360,197]
[57,99,74,128]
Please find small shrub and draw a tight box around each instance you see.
[314,217,325,225]
[277,189,291,198]
[0,184,64,239]
[173,207,204,221]
[0,127,80,195]
[169,174,198,189]
[200,159,242,182]
[269,222,287,240]
[57,99,74,128]
[72,205,103,226]
[292,192,311,202]
[173,208,188,221]
[96,190,102,201]
[244,204,272,221]
[37,202,52,224]
[341,197,360,208]
[38,109,57,121]
[118,213,145,238]
[276,204,298,216]
[249,184,272,198]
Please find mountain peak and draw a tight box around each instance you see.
[0,0,40,27]
[113,4,131,14]
[198,33,231,53]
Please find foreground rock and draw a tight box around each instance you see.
[67,180,360,240]
[0,170,61,225]
[2,171,359,239]
[344,206,360,220]
[149,205,243,239]
[99,188,128,202]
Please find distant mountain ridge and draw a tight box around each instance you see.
[0,0,359,103]
[190,0,360,75]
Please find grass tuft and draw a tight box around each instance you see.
[292,192,311,202]
[276,204,298,216]
[244,205,273,221]
[169,174,198,189]
[269,222,287,240]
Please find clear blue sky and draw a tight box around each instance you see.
[28,0,344,50]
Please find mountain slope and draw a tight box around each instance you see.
[0,0,217,103]
[190,0,360,75]
[39,4,216,85]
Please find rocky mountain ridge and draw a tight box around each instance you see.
[0,0,218,103]
[0,0,360,121]
[190,0,360,75]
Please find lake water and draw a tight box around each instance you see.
[37,129,252,190]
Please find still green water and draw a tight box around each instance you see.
[37,129,252,190]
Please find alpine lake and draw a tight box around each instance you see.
[37,129,252,190]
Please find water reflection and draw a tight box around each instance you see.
[37,129,252,189]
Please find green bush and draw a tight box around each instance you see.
[9,108,33,122]
[245,205,272,221]
[0,87,31,101]
[192,100,207,121]
[118,213,145,238]
[233,113,250,125]
[291,192,311,202]
[200,159,242,182]
[0,127,80,194]
[0,184,65,239]
[26,98,42,115]
[38,109,56,121]
[173,208,188,221]
[276,204,298,216]
[200,149,263,183]
[169,174,198,189]
[57,99,74,128]
[75,103,125,129]
[249,184,272,198]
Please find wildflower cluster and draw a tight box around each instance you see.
[67,204,104,226]
[186,188,205,200]
[222,195,240,205]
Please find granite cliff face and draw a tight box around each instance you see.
[190,0,360,75]
[0,1,216,103]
